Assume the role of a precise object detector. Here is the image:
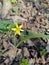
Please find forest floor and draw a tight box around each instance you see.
[0,0,49,65]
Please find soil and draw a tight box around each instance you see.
[0,0,49,65]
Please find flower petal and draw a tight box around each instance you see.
[19,24,23,28]
[16,23,19,28]
[11,28,16,31]
[20,29,24,31]
[16,31,21,35]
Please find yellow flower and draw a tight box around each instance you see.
[11,23,24,35]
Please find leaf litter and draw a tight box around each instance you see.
[0,0,49,65]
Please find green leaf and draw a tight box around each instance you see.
[0,20,13,33]
[0,49,3,53]
[20,58,29,65]
[40,49,47,56]
[11,0,17,3]
[0,20,13,24]
[16,32,49,47]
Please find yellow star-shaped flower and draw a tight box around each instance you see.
[11,23,24,35]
